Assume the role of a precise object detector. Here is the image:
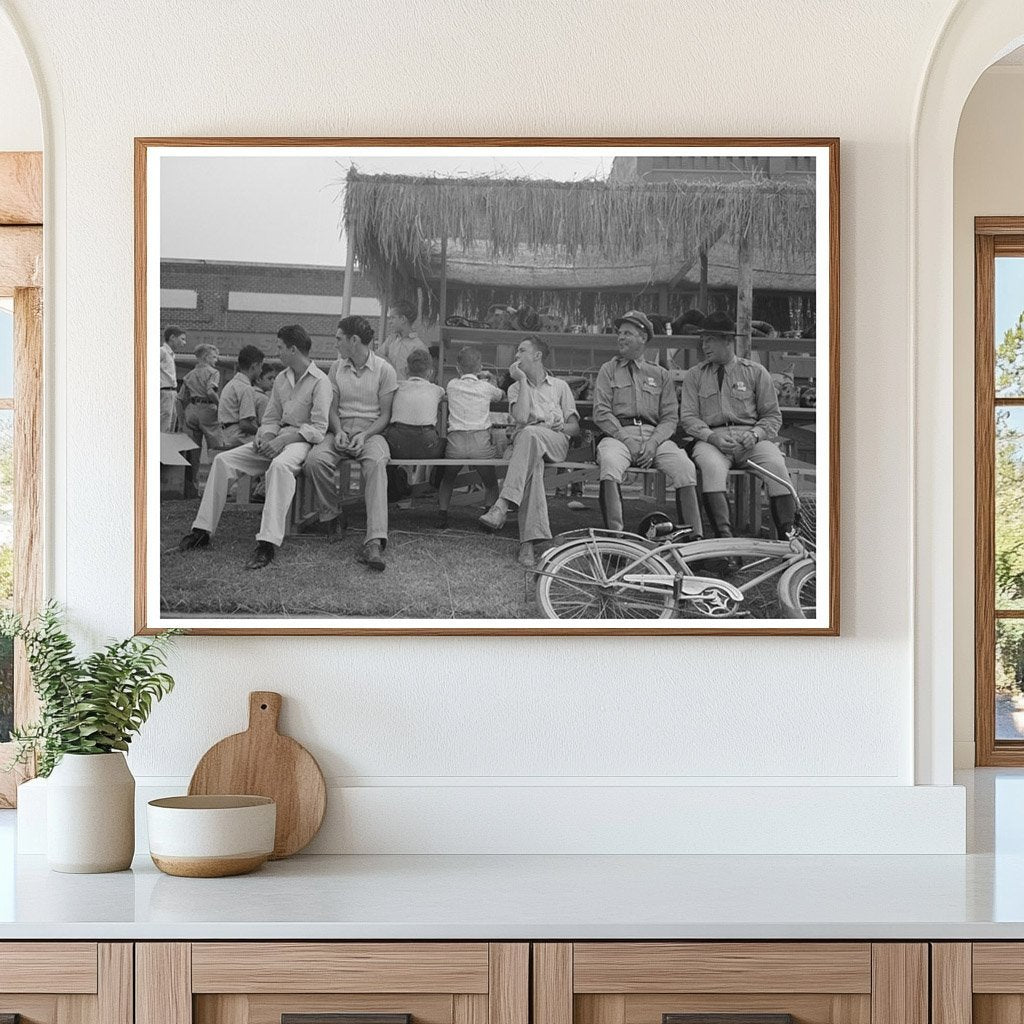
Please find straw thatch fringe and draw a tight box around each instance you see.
[342,168,816,298]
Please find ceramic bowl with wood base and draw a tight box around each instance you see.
[147,795,276,877]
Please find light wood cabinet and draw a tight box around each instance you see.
[0,943,132,1024]
[932,943,1024,1024]
[136,944,528,1024]
[0,937,956,1024]
[532,943,928,1024]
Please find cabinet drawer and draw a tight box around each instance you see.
[0,942,99,993]
[139,943,528,1024]
[533,943,925,1024]
[191,944,491,994]
[572,944,872,994]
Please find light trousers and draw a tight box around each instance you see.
[500,424,569,542]
[192,441,310,547]
[597,425,696,488]
[159,390,176,432]
[692,438,792,495]
[304,433,390,542]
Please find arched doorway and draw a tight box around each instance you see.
[914,1,1024,784]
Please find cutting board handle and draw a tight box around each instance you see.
[248,691,282,734]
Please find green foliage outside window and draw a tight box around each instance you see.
[996,313,1024,611]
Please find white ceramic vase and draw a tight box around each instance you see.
[46,752,135,873]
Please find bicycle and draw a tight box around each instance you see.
[534,463,817,621]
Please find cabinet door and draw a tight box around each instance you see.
[533,944,927,1024]
[947,943,1024,1024]
[137,943,528,1024]
[0,943,131,1024]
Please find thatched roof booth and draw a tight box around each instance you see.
[341,166,817,359]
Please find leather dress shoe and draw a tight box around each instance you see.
[479,504,508,532]
[244,541,276,570]
[178,528,210,551]
[357,540,386,572]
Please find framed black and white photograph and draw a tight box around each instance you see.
[135,137,838,635]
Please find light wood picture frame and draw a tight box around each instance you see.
[135,137,839,636]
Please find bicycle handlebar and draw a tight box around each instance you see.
[738,460,802,508]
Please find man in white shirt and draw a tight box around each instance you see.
[159,326,185,431]
[178,324,332,570]
[378,299,430,381]
[478,337,579,567]
[302,315,398,571]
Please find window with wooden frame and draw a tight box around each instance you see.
[0,151,43,806]
[976,218,1024,765]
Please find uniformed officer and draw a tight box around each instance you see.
[678,311,796,539]
[592,310,704,539]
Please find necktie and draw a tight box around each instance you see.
[717,363,726,391]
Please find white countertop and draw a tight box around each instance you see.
[2,850,1024,940]
[1,769,1021,941]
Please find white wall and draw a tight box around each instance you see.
[952,66,1024,767]
[0,0,975,852]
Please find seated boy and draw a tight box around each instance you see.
[384,348,445,501]
[437,346,505,528]
[253,364,278,424]
[217,344,264,449]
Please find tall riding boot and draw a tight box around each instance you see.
[702,492,733,538]
[770,494,797,540]
[183,448,200,499]
[599,480,624,532]
[674,485,704,541]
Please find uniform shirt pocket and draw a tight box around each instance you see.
[728,379,757,418]
[610,381,636,416]
[639,381,663,420]
[697,378,723,421]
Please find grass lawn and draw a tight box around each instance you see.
[159,488,668,619]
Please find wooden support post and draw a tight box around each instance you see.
[438,235,448,376]
[736,231,753,360]
[341,214,354,317]
[378,272,390,353]
[697,244,709,312]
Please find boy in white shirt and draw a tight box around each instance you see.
[438,347,504,528]
[384,348,445,501]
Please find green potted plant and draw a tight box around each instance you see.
[2,603,179,873]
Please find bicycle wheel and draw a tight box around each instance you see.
[536,539,677,620]
[671,538,808,620]
[778,560,816,619]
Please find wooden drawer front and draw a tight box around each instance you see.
[0,943,98,993]
[572,944,873,995]
[973,944,1024,993]
[191,944,491,994]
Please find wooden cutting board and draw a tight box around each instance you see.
[188,691,326,859]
